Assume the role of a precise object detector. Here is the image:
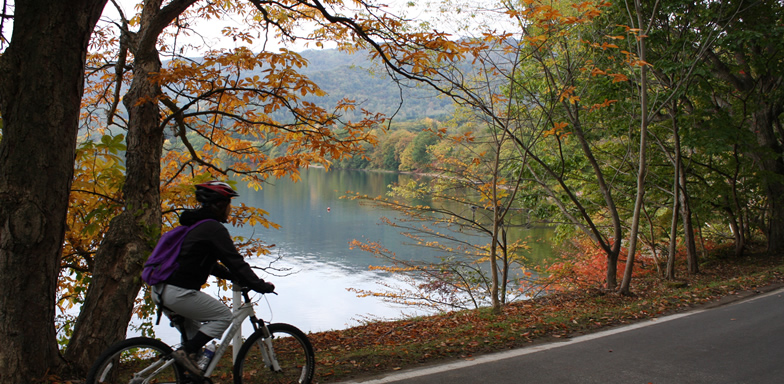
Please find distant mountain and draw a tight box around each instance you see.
[88,48,455,139]
[289,49,454,121]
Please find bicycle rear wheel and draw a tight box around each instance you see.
[86,337,185,384]
[233,323,315,384]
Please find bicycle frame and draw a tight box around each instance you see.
[200,300,253,375]
[88,288,304,384]
[102,353,174,384]
[199,289,281,378]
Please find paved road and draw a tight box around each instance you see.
[340,288,784,384]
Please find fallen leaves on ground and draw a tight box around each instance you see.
[309,254,784,383]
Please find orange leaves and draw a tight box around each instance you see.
[510,0,610,48]
[543,121,570,139]
[558,85,580,104]
[586,98,618,112]
[590,41,619,50]
[572,1,597,12]
[148,45,381,190]
[524,34,548,46]
[448,130,475,144]
[584,63,629,83]
[608,72,629,82]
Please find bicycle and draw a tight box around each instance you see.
[86,286,315,384]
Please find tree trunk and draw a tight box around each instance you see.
[748,104,784,253]
[666,103,682,280]
[666,170,679,280]
[703,11,784,253]
[678,160,699,273]
[489,149,501,313]
[64,0,172,373]
[620,0,650,295]
[669,106,698,275]
[0,1,107,382]
[728,149,746,258]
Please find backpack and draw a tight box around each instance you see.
[142,219,214,285]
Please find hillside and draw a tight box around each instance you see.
[288,49,455,121]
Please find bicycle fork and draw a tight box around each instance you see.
[257,327,282,372]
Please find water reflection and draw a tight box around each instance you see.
[236,169,421,268]
[147,168,553,341]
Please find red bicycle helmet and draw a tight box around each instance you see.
[195,181,239,204]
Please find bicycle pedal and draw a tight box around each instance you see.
[182,372,206,384]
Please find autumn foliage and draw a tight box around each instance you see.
[536,237,656,292]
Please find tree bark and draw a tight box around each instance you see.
[702,0,784,253]
[679,161,699,273]
[0,1,107,382]
[63,61,166,374]
[751,105,784,253]
[620,0,651,295]
[64,0,176,373]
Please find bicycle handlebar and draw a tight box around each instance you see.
[233,285,277,303]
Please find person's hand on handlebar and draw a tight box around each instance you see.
[251,278,275,294]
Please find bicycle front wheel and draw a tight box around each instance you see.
[234,323,315,384]
[86,337,185,384]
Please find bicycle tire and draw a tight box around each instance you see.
[86,336,186,384]
[233,323,316,384]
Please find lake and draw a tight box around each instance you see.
[144,167,553,342]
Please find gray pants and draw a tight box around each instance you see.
[152,284,232,340]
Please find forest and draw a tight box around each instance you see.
[1,0,783,383]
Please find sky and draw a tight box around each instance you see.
[2,0,502,54]
[102,0,427,55]
[104,0,304,55]
[100,0,494,56]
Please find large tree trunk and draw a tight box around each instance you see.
[64,0,200,373]
[703,0,784,252]
[726,99,784,253]
[0,1,107,382]
[63,48,165,373]
[752,104,784,253]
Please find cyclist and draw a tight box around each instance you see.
[151,181,275,374]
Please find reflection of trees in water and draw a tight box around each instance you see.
[231,167,554,313]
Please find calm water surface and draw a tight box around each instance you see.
[145,168,553,342]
